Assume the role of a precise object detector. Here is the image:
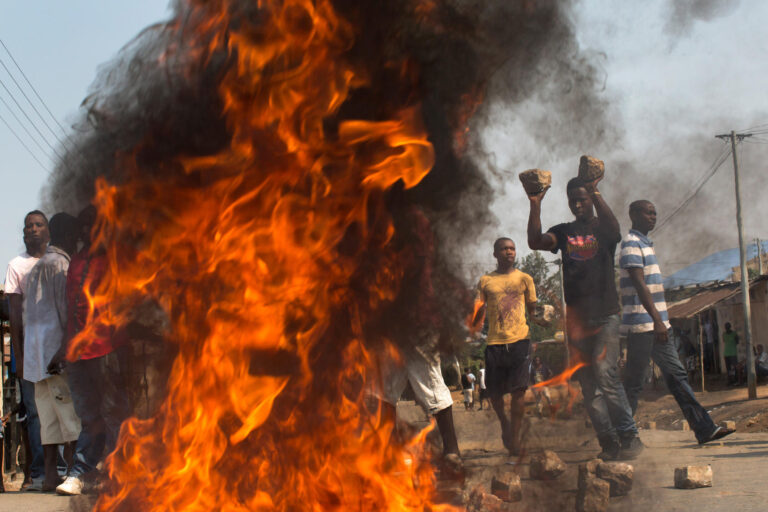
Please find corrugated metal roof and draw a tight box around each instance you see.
[667,285,740,319]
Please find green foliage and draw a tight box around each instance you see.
[518,252,562,341]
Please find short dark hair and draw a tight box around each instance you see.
[493,237,514,252]
[725,322,731,329]
[566,177,588,193]
[24,210,48,226]
[629,200,653,215]
[48,213,79,246]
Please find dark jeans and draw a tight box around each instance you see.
[19,378,45,479]
[725,355,737,383]
[624,331,717,443]
[572,315,637,444]
[67,346,131,478]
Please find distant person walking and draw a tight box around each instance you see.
[722,323,739,385]
[620,200,734,445]
[530,356,553,417]
[461,369,475,410]
[4,210,49,490]
[477,366,488,410]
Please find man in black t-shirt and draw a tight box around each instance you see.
[527,175,642,460]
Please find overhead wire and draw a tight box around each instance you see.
[0,93,52,158]
[0,38,68,136]
[0,74,66,162]
[0,110,51,173]
[653,144,733,234]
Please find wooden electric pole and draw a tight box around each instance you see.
[715,130,756,399]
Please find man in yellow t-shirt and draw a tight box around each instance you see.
[472,237,536,456]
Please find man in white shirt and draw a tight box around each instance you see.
[23,213,81,491]
[4,210,48,489]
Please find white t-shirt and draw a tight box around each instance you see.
[467,372,476,391]
[758,352,768,366]
[5,252,40,295]
[479,368,486,389]
[23,246,70,383]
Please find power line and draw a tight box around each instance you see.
[0,110,50,173]
[0,57,69,148]
[654,144,733,234]
[0,38,67,135]
[0,74,66,162]
[0,93,51,158]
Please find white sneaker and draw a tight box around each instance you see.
[56,476,84,496]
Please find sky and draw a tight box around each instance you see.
[0,1,172,270]
[1,1,767,283]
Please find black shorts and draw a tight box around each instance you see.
[485,340,531,398]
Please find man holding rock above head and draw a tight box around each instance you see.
[526,157,643,461]
[620,199,734,445]
[470,237,537,456]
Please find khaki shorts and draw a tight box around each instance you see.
[35,374,81,445]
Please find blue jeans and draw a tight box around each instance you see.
[624,330,716,443]
[67,347,131,478]
[19,378,45,479]
[573,315,637,445]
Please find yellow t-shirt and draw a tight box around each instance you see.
[476,269,537,345]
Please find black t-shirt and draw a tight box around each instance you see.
[461,374,471,390]
[548,218,620,321]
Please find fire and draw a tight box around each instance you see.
[68,0,460,510]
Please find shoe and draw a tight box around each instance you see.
[24,478,44,492]
[699,426,736,445]
[56,476,84,496]
[617,436,645,460]
[597,439,620,461]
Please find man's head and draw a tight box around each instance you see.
[757,344,764,353]
[629,200,657,234]
[493,237,516,269]
[725,322,732,332]
[23,210,49,252]
[533,356,542,366]
[77,205,97,248]
[566,178,594,222]
[48,213,80,256]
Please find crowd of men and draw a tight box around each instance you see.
[3,208,128,495]
[381,170,736,475]
[1,167,740,491]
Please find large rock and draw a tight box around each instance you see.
[577,459,602,490]
[674,465,713,489]
[519,168,552,195]
[577,155,604,182]
[491,472,523,502]
[596,462,633,496]
[576,476,610,512]
[529,450,566,480]
[467,488,515,512]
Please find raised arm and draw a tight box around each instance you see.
[527,190,557,251]
[584,178,620,240]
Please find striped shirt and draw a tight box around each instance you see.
[619,229,670,334]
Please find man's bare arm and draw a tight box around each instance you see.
[627,267,668,342]
[528,190,557,251]
[584,179,620,240]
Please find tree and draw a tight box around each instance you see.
[518,252,562,341]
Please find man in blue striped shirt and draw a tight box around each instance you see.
[620,200,733,444]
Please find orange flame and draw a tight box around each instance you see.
[69,1,461,510]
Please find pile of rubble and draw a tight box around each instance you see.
[465,449,713,511]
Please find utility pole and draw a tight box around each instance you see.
[715,130,756,399]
